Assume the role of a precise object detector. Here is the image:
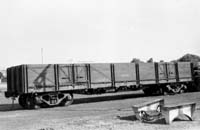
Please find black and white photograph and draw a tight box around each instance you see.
[0,0,200,130]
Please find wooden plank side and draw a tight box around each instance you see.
[139,63,156,84]
[90,63,112,83]
[178,62,192,81]
[27,64,56,92]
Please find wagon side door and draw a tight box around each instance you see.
[166,63,176,82]
[58,64,73,90]
[74,64,88,89]
[158,63,167,83]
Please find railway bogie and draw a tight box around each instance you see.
[17,92,74,109]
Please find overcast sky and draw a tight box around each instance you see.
[0,0,200,68]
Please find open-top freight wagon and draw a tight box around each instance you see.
[5,62,194,109]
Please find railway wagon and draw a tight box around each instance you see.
[5,62,193,109]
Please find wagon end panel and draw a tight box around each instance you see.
[90,63,112,88]
[5,67,14,97]
[114,63,137,87]
[14,65,26,94]
[139,63,156,84]
[178,62,192,82]
[26,64,56,93]
[5,65,26,97]
[6,68,12,95]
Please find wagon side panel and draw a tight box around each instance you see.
[139,63,156,84]
[90,63,112,88]
[178,62,192,82]
[114,63,137,87]
[26,64,56,92]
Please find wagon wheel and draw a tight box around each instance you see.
[143,88,153,96]
[25,95,36,109]
[179,84,187,94]
[18,94,27,108]
[157,87,164,95]
[59,93,74,106]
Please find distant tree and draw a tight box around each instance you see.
[147,58,153,63]
[176,53,200,67]
[160,60,164,62]
[131,58,141,63]
[177,54,200,62]
[0,72,3,79]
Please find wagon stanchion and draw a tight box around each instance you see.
[11,97,16,109]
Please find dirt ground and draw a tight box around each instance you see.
[1,83,200,130]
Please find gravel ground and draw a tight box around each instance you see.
[1,84,200,130]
